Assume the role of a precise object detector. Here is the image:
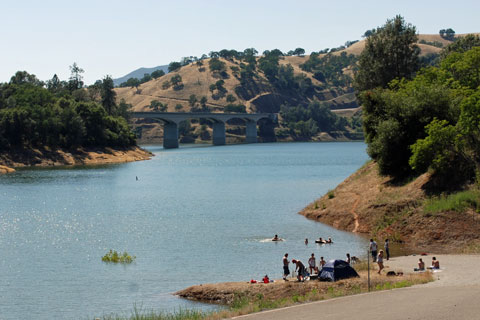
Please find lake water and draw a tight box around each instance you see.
[0,142,369,319]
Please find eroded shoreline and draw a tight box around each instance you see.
[0,146,152,174]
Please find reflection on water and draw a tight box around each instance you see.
[0,142,369,319]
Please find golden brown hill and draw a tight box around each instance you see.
[117,33,468,114]
[116,34,469,143]
[300,161,480,252]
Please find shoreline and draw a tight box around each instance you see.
[0,146,152,174]
[175,253,477,307]
[175,254,438,305]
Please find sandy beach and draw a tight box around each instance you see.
[231,254,480,320]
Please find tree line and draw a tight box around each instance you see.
[355,15,480,188]
[0,65,136,150]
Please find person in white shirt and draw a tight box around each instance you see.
[377,250,384,274]
[370,239,378,262]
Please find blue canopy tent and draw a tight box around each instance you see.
[319,260,359,281]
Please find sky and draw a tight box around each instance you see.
[1,0,479,85]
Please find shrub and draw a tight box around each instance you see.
[423,190,480,214]
[327,190,335,199]
[102,250,136,263]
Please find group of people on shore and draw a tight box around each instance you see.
[283,252,349,282]
[415,257,440,271]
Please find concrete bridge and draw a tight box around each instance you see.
[132,112,276,149]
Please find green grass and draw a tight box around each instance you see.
[327,190,335,199]
[423,190,480,215]
[102,250,136,264]
[97,273,433,320]
[99,306,208,320]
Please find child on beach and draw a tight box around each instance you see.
[377,250,384,274]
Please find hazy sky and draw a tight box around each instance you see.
[1,0,479,84]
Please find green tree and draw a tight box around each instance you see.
[189,94,197,107]
[200,96,207,108]
[354,15,420,93]
[140,73,152,83]
[293,48,305,56]
[151,69,165,79]
[441,34,480,59]
[170,74,183,90]
[208,58,226,73]
[168,61,182,72]
[101,76,116,115]
[68,62,84,91]
[226,94,237,103]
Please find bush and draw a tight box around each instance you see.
[224,104,246,113]
[102,250,136,263]
[424,190,480,214]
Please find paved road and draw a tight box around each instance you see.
[232,255,480,320]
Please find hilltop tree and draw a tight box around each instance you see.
[354,15,420,93]
[168,61,182,72]
[68,62,84,91]
[440,34,480,59]
[439,28,456,40]
[151,70,165,79]
[46,74,63,93]
[101,76,116,115]
[208,58,226,73]
[293,48,305,56]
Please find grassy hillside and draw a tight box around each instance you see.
[300,161,480,252]
[116,34,463,144]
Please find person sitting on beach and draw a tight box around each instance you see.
[292,259,307,282]
[346,253,351,264]
[430,257,440,269]
[319,256,326,269]
[308,253,317,274]
[414,258,425,271]
[272,234,280,241]
[262,275,270,283]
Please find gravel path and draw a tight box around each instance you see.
[232,254,480,320]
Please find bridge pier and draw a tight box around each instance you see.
[163,122,179,149]
[212,121,226,146]
[245,120,257,143]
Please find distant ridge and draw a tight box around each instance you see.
[113,65,169,86]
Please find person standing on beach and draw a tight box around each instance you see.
[308,253,316,274]
[319,256,326,269]
[292,259,306,282]
[283,253,290,281]
[377,250,384,274]
[384,239,390,260]
[370,239,378,262]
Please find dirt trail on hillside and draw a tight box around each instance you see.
[350,194,360,233]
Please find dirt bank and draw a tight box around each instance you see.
[0,165,15,174]
[0,146,152,173]
[299,161,480,252]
